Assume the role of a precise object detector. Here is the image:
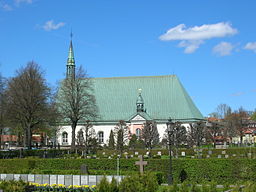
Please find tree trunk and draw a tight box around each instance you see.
[27,127,32,150]
[71,121,78,150]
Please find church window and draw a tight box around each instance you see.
[62,132,68,144]
[136,128,141,138]
[98,131,104,143]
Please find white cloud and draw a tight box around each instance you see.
[244,42,256,53]
[231,92,244,97]
[159,22,238,53]
[213,42,234,56]
[1,3,13,11]
[178,40,203,54]
[43,20,65,31]
[15,0,33,4]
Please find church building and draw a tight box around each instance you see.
[57,39,204,146]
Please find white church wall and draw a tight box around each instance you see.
[57,122,191,146]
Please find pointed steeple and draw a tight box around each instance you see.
[136,89,144,112]
[66,32,75,79]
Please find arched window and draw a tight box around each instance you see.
[136,128,141,138]
[98,131,104,143]
[62,132,68,144]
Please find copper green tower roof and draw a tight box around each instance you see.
[92,75,203,123]
[67,40,75,66]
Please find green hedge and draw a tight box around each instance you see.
[1,158,256,183]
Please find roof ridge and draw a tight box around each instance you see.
[93,74,176,80]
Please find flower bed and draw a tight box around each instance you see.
[29,182,96,192]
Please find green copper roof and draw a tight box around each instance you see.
[92,75,203,122]
[67,40,75,66]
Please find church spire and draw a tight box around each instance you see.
[136,89,144,112]
[66,32,75,79]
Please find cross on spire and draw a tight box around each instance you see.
[135,155,147,174]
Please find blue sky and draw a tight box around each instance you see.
[0,0,256,116]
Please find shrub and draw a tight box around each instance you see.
[119,173,158,192]
[0,180,28,192]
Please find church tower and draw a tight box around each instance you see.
[136,89,144,112]
[66,34,75,79]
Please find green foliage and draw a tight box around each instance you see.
[96,177,119,192]
[119,173,158,192]
[1,158,256,184]
[0,180,28,192]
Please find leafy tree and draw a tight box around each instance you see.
[57,66,98,150]
[114,120,129,155]
[5,62,56,149]
[108,129,115,149]
[141,121,159,149]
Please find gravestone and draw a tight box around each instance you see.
[0,174,6,180]
[206,155,210,158]
[42,175,50,184]
[218,155,222,158]
[58,175,65,185]
[64,175,72,186]
[14,174,21,181]
[157,151,162,156]
[28,174,35,182]
[225,155,229,158]
[6,174,14,181]
[181,151,186,157]
[106,176,112,182]
[191,156,195,159]
[248,153,252,158]
[81,164,89,174]
[130,155,134,158]
[222,151,226,155]
[50,175,57,185]
[96,175,104,184]
[135,152,139,155]
[89,175,97,186]
[73,175,81,186]
[135,155,148,174]
[81,175,88,185]
[21,174,28,182]
[208,150,212,155]
[35,175,43,184]
[102,152,105,155]
[108,156,112,159]
[233,154,236,157]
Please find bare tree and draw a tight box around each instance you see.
[114,120,129,155]
[141,120,159,150]
[164,122,187,156]
[187,121,206,148]
[215,104,232,119]
[0,74,6,149]
[206,121,223,147]
[5,62,55,149]
[225,107,249,144]
[57,66,98,150]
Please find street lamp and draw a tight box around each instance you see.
[166,118,175,185]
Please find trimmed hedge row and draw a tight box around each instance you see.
[1,158,256,183]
